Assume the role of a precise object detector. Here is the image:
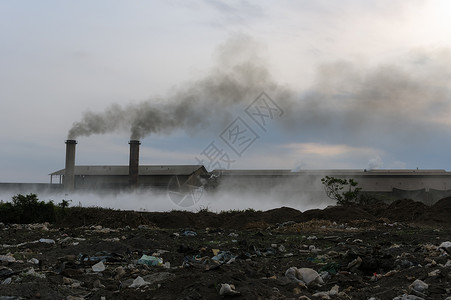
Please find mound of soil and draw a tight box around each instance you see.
[418,196,451,225]
[383,199,428,222]
[299,206,376,223]
[52,197,451,230]
[55,207,157,228]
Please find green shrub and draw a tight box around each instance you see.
[0,193,56,224]
[321,176,362,206]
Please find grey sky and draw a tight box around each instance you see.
[1,0,451,182]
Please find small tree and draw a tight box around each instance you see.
[321,176,361,206]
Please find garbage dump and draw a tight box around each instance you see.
[0,199,450,299]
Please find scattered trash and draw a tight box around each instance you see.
[129,276,149,288]
[38,238,55,244]
[296,268,324,286]
[21,267,45,278]
[285,267,303,283]
[329,284,339,296]
[182,230,197,236]
[277,221,296,228]
[219,283,240,296]
[319,262,340,274]
[1,277,12,285]
[0,201,450,299]
[439,241,451,253]
[27,258,39,265]
[92,261,106,272]
[409,279,428,293]
[312,291,330,299]
[137,255,163,266]
[285,267,324,286]
[0,255,16,263]
[347,256,362,270]
[126,272,175,289]
[212,251,236,264]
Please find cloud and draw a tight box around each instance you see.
[283,143,378,157]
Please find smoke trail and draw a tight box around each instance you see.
[68,35,285,140]
[69,35,451,147]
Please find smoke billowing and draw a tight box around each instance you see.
[68,35,285,140]
[69,35,451,149]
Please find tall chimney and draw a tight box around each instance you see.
[64,140,77,191]
[129,140,140,187]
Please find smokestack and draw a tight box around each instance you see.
[129,140,140,187]
[64,140,77,191]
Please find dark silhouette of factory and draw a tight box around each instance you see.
[47,139,451,205]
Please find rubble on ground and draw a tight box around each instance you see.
[0,198,450,299]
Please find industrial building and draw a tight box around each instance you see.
[45,139,451,205]
[49,165,207,190]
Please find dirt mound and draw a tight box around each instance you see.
[53,199,449,230]
[299,206,376,223]
[418,196,451,225]
[261,206,303,224]
[55,207,157,228]
[144,210,222,229]
[383,199,428,222]
[360,202,389,217]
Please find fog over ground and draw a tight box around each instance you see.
[0,183,334,213]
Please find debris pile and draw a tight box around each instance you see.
[0,199,450,299]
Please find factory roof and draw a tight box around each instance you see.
[213,169,450,177]
[50,165,206,176]
[51,166,451,177]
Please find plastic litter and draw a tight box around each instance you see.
[21,267,45,278]
[312,291,330,299]
[0,255,16,263]
[277,220,296,228]
[137,255,163,266]
[285,267,303,283]
[219,283,240,296]
[328,284,339,296]
[27,258,39,265]
[92,261,106,272]
[347,256,362,270]
[39,238,55,244]
[319,262,340,274]
[182,230,197,236]
[129,276,150,288]
[296,267,324,286]
[79,251,123,263]
[409,279,428,293]
[285,267,324,286]
[1,277,12,285]
[212,251,236,263]
[439,241,451,253]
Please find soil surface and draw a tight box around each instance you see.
[1,198,450,299]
